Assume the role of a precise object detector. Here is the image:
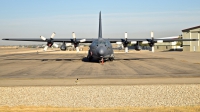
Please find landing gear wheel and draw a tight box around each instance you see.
[87,56,93,62]
[89,57,92,61]
[109,58,114,61]
[99,58,104,64]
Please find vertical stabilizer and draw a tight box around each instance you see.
[98,11,102,38]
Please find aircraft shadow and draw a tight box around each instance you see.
[161,49,183,52]
[4,57,172,62]
[114,58,172,60]
[4,57,96,62]
[5,58,81,61]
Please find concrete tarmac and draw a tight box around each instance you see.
[0,48,200,86]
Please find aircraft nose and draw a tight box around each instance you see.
[98,46,106,56]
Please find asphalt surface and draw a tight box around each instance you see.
[0,48,200,86]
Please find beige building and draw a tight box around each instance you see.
[154,41,179,51]
[182,25,200,52]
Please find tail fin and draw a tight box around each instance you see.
[98,11,102,38]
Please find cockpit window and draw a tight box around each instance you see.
[92,40,98,45]
[106,40,111,46]
[98,41,106,45]
[91,39,111,46]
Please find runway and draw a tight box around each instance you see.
[0,48,200,86]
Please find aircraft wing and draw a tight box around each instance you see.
[107,38,198,43]
[2,37,198,42]
[2,38,198,43]
[154,38,198,42]
[2,38,95,43]
[108,39,148,43]
[2,38,46,42]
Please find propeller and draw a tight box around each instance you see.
[72,32,76,42]
[60,42,67,51]
[40,32,58,51]
[123,32,129,53]
[116,32,129,52]
[72,32,79,52]
[149,31,155,52]
[71,32,86,53]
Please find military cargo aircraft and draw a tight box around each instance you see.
[2,12,198,63]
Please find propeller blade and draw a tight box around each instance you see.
[125,47,128,53]
[122,44,124,49]
[53,43,58,48]
[43,46,48,51]
[72,32,76,39]
[80,39,86,43]
[151,46,155,52]
[151,31,154,38]
[40,36,46,41]
[76,47,79,53]
[51,32,56,39]
[125,32,127,39]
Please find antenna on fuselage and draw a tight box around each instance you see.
[98,11,102,38]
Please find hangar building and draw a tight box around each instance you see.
[154,36,180,51]
[182,25,200,52]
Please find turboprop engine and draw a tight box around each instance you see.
[135,44,142,51]
[40,32,58,51]
[71,32,86,52]
[60,42,67,51]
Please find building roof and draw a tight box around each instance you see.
[182,25,200,32]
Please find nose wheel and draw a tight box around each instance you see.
[99,58,104,64]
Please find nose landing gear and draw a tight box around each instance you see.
[99,58,104,65]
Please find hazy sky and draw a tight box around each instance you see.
[0,0,200,45]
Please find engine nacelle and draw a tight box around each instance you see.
[47,40,54,47]
[135,45,142,51]
[148,43,154,47]
[60,44,66,51]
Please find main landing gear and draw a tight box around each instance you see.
[109,57,114,61]
[87,56,93,62]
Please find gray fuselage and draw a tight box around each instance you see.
[88,38,114,60]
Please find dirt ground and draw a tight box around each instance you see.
[0,78,200,86]
[0,106,200,112]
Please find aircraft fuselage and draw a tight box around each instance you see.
[87,38,114,61]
